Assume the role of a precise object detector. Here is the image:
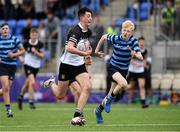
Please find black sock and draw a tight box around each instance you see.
[99,104,104,110]
[99,104,104,112]
[19,95,23,99]
[5,104,11,111]
[141,99,146,105]
[111,92,116,98]
[29,99,34,104]
[96,104,104,113]
[74,109,82,117]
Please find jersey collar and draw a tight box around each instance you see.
[78,22,88,32]
[29,39,38,45]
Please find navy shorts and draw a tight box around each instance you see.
[0,64,16,80]
[109,65,128,83]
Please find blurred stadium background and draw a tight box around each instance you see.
[0,0,180,106]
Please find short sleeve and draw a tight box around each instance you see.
[68,29,80,45]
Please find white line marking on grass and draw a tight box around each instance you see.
[35,107,179,112]
[0,124,180,128]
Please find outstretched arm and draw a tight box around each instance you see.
[95,34,108,57]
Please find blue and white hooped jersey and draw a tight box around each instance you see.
[107,34,140,71]
[0,35,22,66]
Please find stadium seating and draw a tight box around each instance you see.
[102,0,109,6]
[126,4,137,20]
[175,73,180,78]
[172,78,180,91]
[82,0,90,7]
[91,74,106,90]
[126,2,151,21]
[172,73,180,91]
[90,0,100,15]
[116,18,124,26]
[139,2,151,21]
[160,77,173,90]
[162,73,175,79]
[7,19,16,34]
[0,20,5,25]
[32,19,39,27]
[160,73,174,90]
[16,20,26,36]
[151,73,162,90]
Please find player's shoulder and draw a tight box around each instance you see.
[69,25,81,33]
[130,36,138,42]
[130,35,136,40]
[23,39,29,44]
[11,35,18,40]
[38,40,44,48]
[87,28,92,36]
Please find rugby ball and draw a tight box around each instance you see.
[77,39,90,51]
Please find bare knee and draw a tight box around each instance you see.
[56,93,66,100]
[2,86,9,93]
[82,82,91,93]
[29,81,35,88]
[121,81,128,89]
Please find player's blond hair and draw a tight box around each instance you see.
[122,20,135,31]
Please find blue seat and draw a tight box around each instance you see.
[45,50,50,61]
[90,0,100,15]
[102,0,109,6]
[66,19,74,26]
[72,19,78,25]
[7,20,16,28]
[32,19,39,27]
[15,27,23,36]
[16,20,26,36]
[42,19,47,25]
[7,20,17,35]
[16,20,26,28]
[16,35,23,41]
[139,2,151,21]
[126,4,137,20]
[116,18,124,26]
[0,20,5,25]
[82,0,90,7]
[41,50,50,67]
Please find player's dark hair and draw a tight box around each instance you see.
[78,7,92,20]
[138,36,145,41]
[0,23,9,28]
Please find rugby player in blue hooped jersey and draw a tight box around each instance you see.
[94,20,143,124]
[0,23,25,117]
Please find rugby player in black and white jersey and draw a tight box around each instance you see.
[44,7,93,126]
[18,28,44,110]
[127,36,149,108]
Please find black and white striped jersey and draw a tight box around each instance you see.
[60,23,92,66]
[23,39,44,68]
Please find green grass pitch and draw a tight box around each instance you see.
[0,103,180,131]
